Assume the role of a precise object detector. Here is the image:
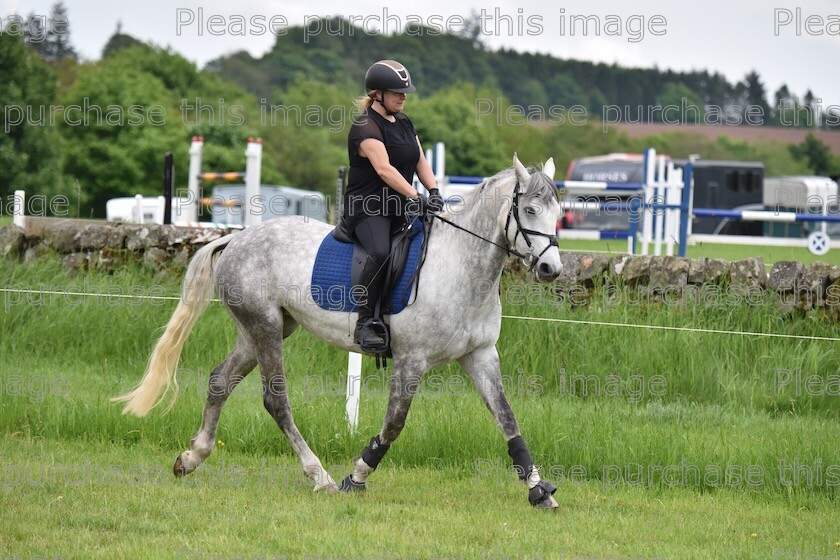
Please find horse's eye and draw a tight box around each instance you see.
[524,207,537,216]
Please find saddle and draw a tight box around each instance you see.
[332,217,423,315]
[310,216,428,364]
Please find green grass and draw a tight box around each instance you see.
[2,435,839,559]
[560,238,840,266]
[0,215,12,228]
[2,255,840,557]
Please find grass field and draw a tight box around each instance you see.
[2,255,840,558]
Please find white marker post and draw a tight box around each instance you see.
[244,138,262,227]
[13,190,25,229]
[134,194,144,224]
[186,136,203,223]
[346,352,362,431]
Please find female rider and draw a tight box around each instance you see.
[343,59,443,349]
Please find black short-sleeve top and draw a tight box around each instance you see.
[343,109,420,223]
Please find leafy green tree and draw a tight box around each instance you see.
[0,31,66,201]
[544,74,587,109]
[739,71,770,125]
[58,45,282,215]
[790,134,837,175]
[22,12,49,58]
[44,2,77,62]
[59,65,178,212]
[658,82,706,123]
[259,77,355,195]
[102,23,143,59]
[412,83,508,176]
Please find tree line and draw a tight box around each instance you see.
[1,8,839,217]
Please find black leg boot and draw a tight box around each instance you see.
[353,255,386,349]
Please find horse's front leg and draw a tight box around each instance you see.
[339,357,424,491]
[460,345,558,509]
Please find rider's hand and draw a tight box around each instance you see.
[428,188,444,214]
[404,194,429,221]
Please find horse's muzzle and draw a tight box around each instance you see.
[535,260,561,282]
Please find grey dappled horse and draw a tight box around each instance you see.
[113,155,563,508]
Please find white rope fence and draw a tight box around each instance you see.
[4,285,838,431]
[2,287,837,343]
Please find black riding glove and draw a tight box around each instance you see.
[428,188,444,214]
[404,194,429,221]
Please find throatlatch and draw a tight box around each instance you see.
[507,435,557,507]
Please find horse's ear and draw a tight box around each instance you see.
[543,157,555,180]
[513,153,530,184]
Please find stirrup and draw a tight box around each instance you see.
[355,318,388,352]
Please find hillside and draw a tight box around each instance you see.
[209,17,837,132]
[609,124,840,156]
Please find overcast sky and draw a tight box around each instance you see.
[5,0,840,108]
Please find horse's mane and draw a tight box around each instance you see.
[459,165,558,208]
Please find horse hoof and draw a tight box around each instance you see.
[173,456,187,477]
[529,480,558,509]
[315,482,339,494]
[338,475,366,492]
[533,494,559,509]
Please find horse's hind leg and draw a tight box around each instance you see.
[174,338,257,476]
[460,345,558,509]
[251,314,337,493]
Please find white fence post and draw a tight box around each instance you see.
[13,190,25,229]
[134,194,144,224]
[434,142,445,185]
[244,138,262,227]
[641,148,656,256]
[187,136,203,223]
[346,352,362,431]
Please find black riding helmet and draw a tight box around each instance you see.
[365,60,416,95]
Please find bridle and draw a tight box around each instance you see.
[432,180,558,271]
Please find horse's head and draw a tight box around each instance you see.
[506,154,563,281]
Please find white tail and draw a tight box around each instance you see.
[111,234,236,416]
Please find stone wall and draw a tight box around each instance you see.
[0,222,237,273]
[548,252,840,312]
[2,222,840,312]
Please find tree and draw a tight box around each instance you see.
[658,82,705,124]
[456,11,485,50]
[789,134,833,175]
[544,74,587,109]
[0,30,66,201]
[45,2,77,61]
[102,22,143,59]
[739,71,770,125]
[22,12,50,59]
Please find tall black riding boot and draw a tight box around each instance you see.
[354,255,387,348]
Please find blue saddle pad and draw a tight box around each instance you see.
[310,228,425,314]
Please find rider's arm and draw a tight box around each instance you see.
[358,138,418,198]
[414,137,438,192]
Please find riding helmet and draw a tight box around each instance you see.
[364,60,416,94]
